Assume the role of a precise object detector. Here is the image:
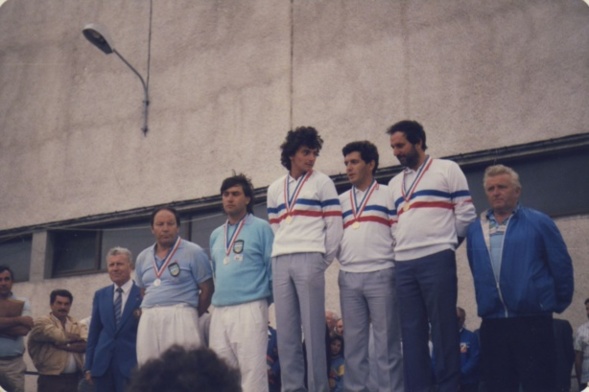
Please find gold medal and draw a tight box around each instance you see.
[284,171,311,226]
[153,278,161,287]
[223,257,229,265]
[403,202,411,212]
[350,181,378,230]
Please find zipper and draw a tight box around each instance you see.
[486,216,511,318]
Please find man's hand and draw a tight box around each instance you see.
[55,341,86,353]
[197,279,214,317]
[64,332,83,342]
[0,316,33,338]
[19,316,33,329]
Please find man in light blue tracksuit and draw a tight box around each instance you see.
[466,164,573,392]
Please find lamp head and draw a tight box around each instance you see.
[82,23,115,55]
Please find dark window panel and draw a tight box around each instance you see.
[52,230,99,276]
[0,236,32,282]
[464,150,589,217]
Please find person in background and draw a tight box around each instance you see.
[575,298,589,391]
[326,310,339,337]
[28,289,87,392]
[329,335,345,392]
[267,324,281,392]
[333,319,344,338]
[126,345,241,392]
[456,307,480,392]
[553,317,574,392]
[467,164,574,392]
[0,265,33,392]
[84,247,142,392]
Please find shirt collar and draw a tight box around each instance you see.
[486,203,520,221]
[114,279,134,294]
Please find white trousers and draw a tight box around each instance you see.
[136,305,203,365]
[209,299,269,392]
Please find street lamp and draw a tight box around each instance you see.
[82,23,150,135]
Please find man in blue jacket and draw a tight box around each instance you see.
[466,164,573,392]
[84,247,142,392]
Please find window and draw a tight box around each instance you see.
[51,219,191,277]
[52,230,100,276]
[100,223,160,269]
[463,150,589,217]
[0,236,32,282]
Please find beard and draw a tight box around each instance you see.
[397,146,420,169]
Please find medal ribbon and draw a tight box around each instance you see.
[350,180,378,223]
[224,215,247,258]
[283,170,312,218]
[152,236,182,279]
[401,156,432,204]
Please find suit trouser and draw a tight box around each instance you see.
[209,299,269,392]
[339,267,404,392]
[273,253,329,392]
[479,316,556,392]
[93,355,129,392]
[136,304,203,365]
[395,249,460,392]
[38,373,80,392]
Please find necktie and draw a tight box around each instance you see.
[114,287,123,327]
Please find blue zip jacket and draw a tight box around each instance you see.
[466,206,573,319]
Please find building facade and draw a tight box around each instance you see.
[1,1,588,390]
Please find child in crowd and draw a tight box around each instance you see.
[329,335,345,392]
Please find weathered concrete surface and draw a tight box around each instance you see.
[0,1,588,390]
[0,0,587,229]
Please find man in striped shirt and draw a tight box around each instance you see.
[387,120,476,392]
[267,126,343,392]
[337,140,404,391]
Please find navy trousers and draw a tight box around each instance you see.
[395,249,460,392]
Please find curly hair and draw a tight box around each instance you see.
[280,126,324,170]
[127,345,242,392]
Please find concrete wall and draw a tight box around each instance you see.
[1,1,588,390]
[0,0,587,229]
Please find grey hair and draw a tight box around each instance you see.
[106,246,134,268]
[483,164,522,191]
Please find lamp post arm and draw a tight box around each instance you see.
[113,49,150,135]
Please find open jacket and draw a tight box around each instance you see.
[466,206,573,319]
[28,313,87,375]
